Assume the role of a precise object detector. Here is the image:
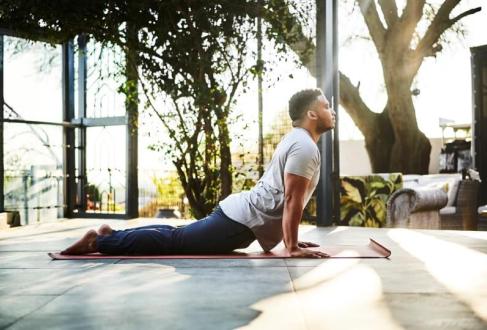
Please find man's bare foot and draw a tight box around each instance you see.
[98,224,113,236]
[61,229,98,255]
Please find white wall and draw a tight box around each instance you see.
[339,138,443,175]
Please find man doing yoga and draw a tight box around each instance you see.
[62,88,335,258]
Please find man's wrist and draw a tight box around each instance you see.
[287,245,300,252]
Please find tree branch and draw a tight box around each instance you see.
[451,7,482,25]
[377,0,398,28]
[398,0,426,46]
[357,0,386,54]
[244,0,316,75]
[339,71,377,136]
[415,2,481,59]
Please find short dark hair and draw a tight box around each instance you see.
[288,89,323,122]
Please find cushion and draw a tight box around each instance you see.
[412,188,448,212]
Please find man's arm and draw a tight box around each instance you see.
[282,173,328,258]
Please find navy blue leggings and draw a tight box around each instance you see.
[96,206,255,255]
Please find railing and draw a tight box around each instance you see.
[4,167,64,225]
[137,169,189,219]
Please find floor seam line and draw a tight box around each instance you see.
[285,263,310,330]
[3,294,61,329]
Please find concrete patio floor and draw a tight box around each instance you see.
[1,218,487,330]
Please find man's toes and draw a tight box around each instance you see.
[87,229,97,237]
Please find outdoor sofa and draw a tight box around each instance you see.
[386,172,480,230]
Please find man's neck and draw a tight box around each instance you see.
[296,125,320,143]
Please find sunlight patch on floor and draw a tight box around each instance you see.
[327,226,350,235]
[240,261,403,330]
[451,231,487,241]
[388,229,487,322]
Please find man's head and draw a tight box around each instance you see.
[288,89,335,133]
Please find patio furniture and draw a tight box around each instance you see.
[478,206,487,231]
[386,187,448,229]
[386,177,480,230]
[439,180,480,230]
[0,211,21,229]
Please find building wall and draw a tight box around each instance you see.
[339,138,443,175]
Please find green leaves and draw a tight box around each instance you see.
[0,0,312,218]
[339,173,403,227]
[341,178,364,204]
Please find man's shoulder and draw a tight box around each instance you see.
[281,129,315,146]
[282,129,319,155]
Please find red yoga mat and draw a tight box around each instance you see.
[49,238,391,260]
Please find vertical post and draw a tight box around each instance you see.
[62,40,76,217]
[0,34,4,213]
[316,0,339,226]
[331,0,341,224]
[23,173,29,224]
[77,35,87,213]
[125,19,139,219]
[471,46,487,205]
[257,5,264,177]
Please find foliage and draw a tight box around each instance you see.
[85,184,101,203]
[137,2,258,218]
[262,106,293,163]
[0,0,307,218]
[339,173,402,227]
[152,173,185,209]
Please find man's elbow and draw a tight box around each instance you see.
[284,194,304,210]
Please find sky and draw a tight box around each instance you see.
[3,0,487,178]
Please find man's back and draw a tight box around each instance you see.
[219,127,320,251]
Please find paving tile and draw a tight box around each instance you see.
[116,258,287,268]
[288,259,449,297]
[64,265,293,297]
[384,293,487,329]
[289,263,404,330]
[0,295,57,329]
[9,266,298,330]
[362,259,449,294]
[0,252,117,269]
[0,267,107,296]
[2,222,487,329]
[7,303,262,330]
[0,239,72,252]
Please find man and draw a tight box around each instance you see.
[62,89,335,258]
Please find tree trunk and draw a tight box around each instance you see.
[363,111,395,173]
[340,71,431,174]
[218,117,233,199]
[385,82,432,174]
[339,72,395,173]
[389,129,431,174]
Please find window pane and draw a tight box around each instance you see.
[84,126,126,214]
[4,36,63,123]
[3,123,64,225]
[86,41,126,118]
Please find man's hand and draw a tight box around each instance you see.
[289,246,329,258]
[297,241,320,248]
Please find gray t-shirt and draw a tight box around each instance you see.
[219,127,321,251]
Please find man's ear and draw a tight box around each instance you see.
[307,110,318,120]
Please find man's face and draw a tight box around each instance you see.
[310,95,335,132]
